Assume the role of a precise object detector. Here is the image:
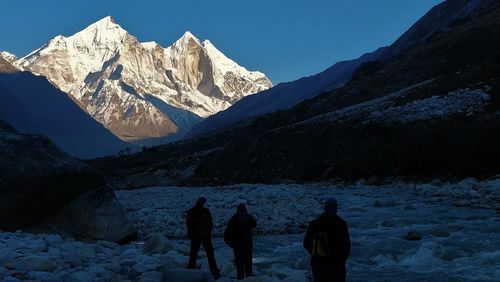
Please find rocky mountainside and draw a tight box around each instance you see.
[188,1,500,137]
[0,72,136,159]
[380,0,499,60]
[15,16,271,142]
[0,52,18,73]
[190,47,387,135]
[92,0,500,187]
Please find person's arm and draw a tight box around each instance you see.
[186,211,193,238]
[341,221,351,261]
[250,215,257,230]
[206,209,214,230]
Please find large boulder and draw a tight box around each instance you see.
[0,123,137,243]
[143,234,173,254]
[37,187,138,244]
[12,256,57,272]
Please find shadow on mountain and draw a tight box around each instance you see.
[0,72,136,159]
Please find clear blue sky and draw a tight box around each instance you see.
[1,0,443,84]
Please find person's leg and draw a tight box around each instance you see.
[244,246,253,277]
[311,259,320,282]
[313,260,344,282]
[234,248,244,280]
[202,239,220,277]
[332,263,346,282]
[187,240,201,269]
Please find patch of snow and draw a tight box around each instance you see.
[0,51,17,63]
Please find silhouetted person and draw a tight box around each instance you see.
[224,203,257,280]
[186,197,221,280]
[303,197,350,282]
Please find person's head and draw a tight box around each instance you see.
[237,203,247,214]
[324,197,338,215]
[196,197,207,207]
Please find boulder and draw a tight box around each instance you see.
[12,256,57,272]
[403,231,422,241]
[0,132,98,230]
[452,199,471,207]
[71,271,94,282]
[161,268,209,282]
[138,271,163,282]
[0,124,137,243]
[143,234,173,254]
[0,248,19,265]
[38,187,138,244]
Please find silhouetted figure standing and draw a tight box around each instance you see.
[186,197,221,280]
[303,198,350,282]
[224,203,257,280]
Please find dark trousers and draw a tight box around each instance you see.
[187,239,220,276]
[234,246,253,280]
[311,259,346,282]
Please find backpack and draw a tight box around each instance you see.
[311,232,331,257]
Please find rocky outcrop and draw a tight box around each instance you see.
[0,52,18,73]
[0,123,136,243]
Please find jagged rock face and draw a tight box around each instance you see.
[16,16,271,141]
[0,52,18,73]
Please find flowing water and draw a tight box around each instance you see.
[202,187,500,281]
[122,184,499,281]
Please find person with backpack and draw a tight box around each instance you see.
[186,197,221,280]
[303,197,351,282]
[224,203,257,280]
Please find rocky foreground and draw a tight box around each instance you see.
[0,231,214,282]
[0,179,499,282]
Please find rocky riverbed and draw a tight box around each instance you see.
[0,180,498,281]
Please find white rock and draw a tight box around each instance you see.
[27,239,47,252]
[71,271,94,282]
[27,271,61,282]
[0,248,19,264]
[6,238,26,249]
[13,256,58,272]
[138,271,163,282]
[144,234,173,254]
[162,268,209,282]
[88,265,107,276]
[44,234,63,246]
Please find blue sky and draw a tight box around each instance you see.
[1,0,442,84]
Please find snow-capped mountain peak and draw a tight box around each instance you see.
[14,17,272,142]
[178,31,200,43]
[71,15,127,44]
[168,31,203,54]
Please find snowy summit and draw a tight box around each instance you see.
[15,16,272,142]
